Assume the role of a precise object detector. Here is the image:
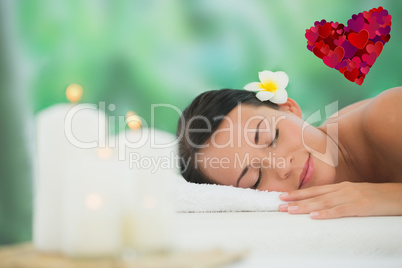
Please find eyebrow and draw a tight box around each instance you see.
[236,165,249,187]
[254,118,264,144]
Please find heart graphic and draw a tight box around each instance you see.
[305,6,392,85]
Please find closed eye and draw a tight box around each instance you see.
[252,169,262,189]
[269,129,279,147]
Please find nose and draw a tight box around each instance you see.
[277,154,294,179]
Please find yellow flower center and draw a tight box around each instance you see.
[261,81,278,92]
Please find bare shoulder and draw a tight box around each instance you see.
[322,97,372,125]
[317,87,402,183]
[362,87,402,129]
[362,86,402,157]
[324,87,402,123]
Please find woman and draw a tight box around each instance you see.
[177,71,402,219]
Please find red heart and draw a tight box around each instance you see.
[318,23,332,38]
[373,6,383,13]
[366,41,383,56]
[348,29,369,49]
[313,46,326,59]
[350,57,361,68]
[339,67,348,74]
[323,53,339,68]
[305,30,318,43]
[362,52,377,66]
[360,66,370,74]
[339,67,347,74]
[315,40,324,49]
[333,47,345,62]
[381,34,390,42]
[320,44,330,55]
[334,35,346,46]
[349,60,357,69]
[355,75,365,85]
[344,68,359,82]
[305,7,391,85]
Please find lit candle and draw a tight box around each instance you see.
[123,177,176,253]
[60,147,132,257]
[33,84,107,252]
[126,111,142,130]
[66,83,83,103]
[118,127,177,253]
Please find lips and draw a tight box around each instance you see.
[299,154,314,189]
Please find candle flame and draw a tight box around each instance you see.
[97,147,113,159]
[66,83,83,103]
[86,193,103,210]
[126,111,142,129]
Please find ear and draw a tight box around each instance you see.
[278,98,302,118]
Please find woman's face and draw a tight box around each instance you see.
[198,101,337,192]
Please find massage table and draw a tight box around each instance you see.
[175,211,402,267]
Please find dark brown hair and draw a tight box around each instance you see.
[177,89,279,184]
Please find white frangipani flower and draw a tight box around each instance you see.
[244,71,289,104]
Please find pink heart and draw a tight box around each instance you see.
[305,30,319,43]
[360,66,370,74]
[334,35,346,46]
[351,56,361,67]
[323,53,339,68]
[366,41,383,56]
[362,52,378,66]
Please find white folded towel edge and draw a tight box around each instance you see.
[175,178,286,213]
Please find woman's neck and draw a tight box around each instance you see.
[316,121,365,185]
[317,108,380,184]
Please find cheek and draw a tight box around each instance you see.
[313,162,337,186]
[279,123,304,149]
[261,180,296,192]
[299,125,325,152]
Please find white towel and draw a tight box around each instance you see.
[175,177,286,212]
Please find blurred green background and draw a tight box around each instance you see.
[1,0,401,245]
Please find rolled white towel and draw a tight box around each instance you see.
[175,177,286,212]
